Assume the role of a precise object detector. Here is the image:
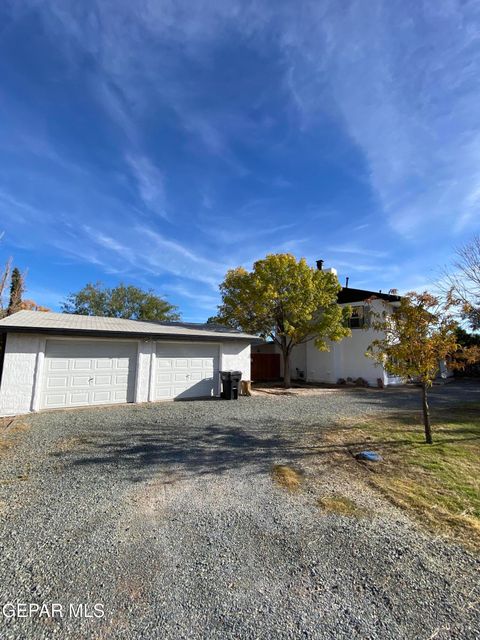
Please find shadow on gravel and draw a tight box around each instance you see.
[49,422,308,481]
[47,380,479,482]
[50,410,480,483]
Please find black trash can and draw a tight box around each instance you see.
[220,370,242,400]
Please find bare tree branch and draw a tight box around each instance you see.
[0,258,12,319]
[440,235,480,330]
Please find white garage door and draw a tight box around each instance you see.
[41,340,137,409]
[155,343,219,400]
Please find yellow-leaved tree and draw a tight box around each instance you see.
[214,254,351,387]
[367,292,479,444]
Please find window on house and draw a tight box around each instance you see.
[348,306,365,329]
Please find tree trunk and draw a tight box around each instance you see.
[282,350,291,388]
[421,382,433,444]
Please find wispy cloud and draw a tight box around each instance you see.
[210,222,296,246]
[3,0,480,317]
[329,244,387,259]
[81,222,228,288]
[125,154,168,219]
[280,0,480,239]
[21,0,480,245]
[0,189,39,221]
[161,283,219,311]
[137,226,226,287]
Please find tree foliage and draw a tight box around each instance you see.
[0,258,12,319]
[455,326,480,348]
[206,315,228,326]
[367,292,479,443]
[7,267,24,316]
[0,261,48,317]
[61,282,180,321]
[20,299,50,312]
[215,253,351,386]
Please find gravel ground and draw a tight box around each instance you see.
[0,382,479,639]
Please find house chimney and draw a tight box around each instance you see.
[324,267,337,276]
[316,259,324,271]
[345,276,349,288]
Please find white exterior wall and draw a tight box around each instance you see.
[288,300,398,386]
[0,333,43,416]
[221,340,251,381]
[303,342,337,383]
[0,333,252,416]
[135,340,155,403]
[336,325,387,385]
[289,342,305,379]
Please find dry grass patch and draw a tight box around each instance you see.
[0,419,30,453]
[321,403,480,550]
[271,465,303,492]
[318,494,364,517]
[54,436,93,454]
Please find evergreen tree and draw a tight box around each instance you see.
[7,267,24,315]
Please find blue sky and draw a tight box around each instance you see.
[1,1,479,321]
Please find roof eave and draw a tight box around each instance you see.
[0,325,261,343]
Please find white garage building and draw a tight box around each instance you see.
[0,311,257,417]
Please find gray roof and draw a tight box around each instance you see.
[0,311,259,342]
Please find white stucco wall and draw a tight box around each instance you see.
[289,342,305,379]
[0,333,42,416]
[303,341,337,383]
[331,328,386,385]
[221,340,251,381]
[252,343,277,354]
[288,300,396,386]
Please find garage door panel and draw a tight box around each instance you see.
[174,381,215,399]
[160,344,216,358]
[72,359,93,370]
[41,340,137,409]
[71,376,91,386]
[155,343,219,400]
[92,391,111,402]
[156,387,173,399]
[45,394,67,407]
[174,358,188,368]
[190,358,206,368]
[46,377,68,388]
[96,360,113,370]
[174,373,186,382]
[71,392,90,405]
[49,359,69,371]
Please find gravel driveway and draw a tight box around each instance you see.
[0,382,479,639]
